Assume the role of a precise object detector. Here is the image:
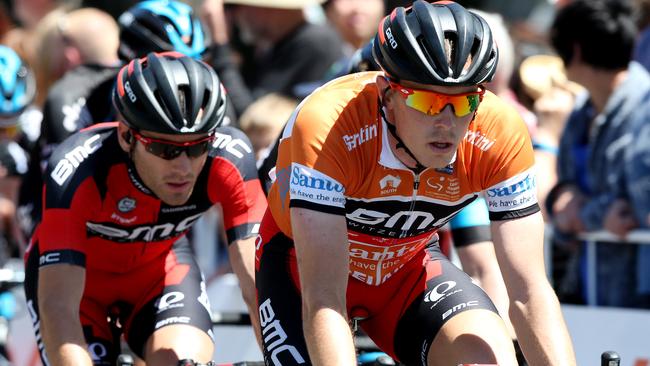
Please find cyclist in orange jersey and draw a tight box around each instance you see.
[254,1,576,365]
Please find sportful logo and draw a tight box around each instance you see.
[50,134,102,186]
[464,130,495,151]
[342,123,378,151]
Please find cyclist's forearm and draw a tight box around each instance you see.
[41,309,92,366]
[509,283,576,365]
[303,307,356,366]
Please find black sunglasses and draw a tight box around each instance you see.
[130,129,215,160]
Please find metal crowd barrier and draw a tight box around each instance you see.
[578,230,650,306]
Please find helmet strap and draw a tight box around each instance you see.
[378,99,427,174]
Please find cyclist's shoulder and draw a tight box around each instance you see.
[291,72,381,137]
[46,123,121,190]
[210,126,255,160]
[46,64,119,102]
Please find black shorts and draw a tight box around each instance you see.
[255,229,499,366]
[24,236,214,365]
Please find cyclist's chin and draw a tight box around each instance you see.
[157,187,194,206]
[419,151,455,169]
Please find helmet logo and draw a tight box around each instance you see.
[385,27,398,49]
[124,81,137,102]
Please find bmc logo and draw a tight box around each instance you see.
[259,298,306,365]
[442,300,479,320]
[50,134,102,186]
[347,208,435,231]
[86,212,203,242]
[39,252,61,266]
[213,132,251,159]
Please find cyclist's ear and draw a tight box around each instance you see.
[122,130,133,144]
[376,75,391,102]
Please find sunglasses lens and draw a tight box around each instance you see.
[400,88,481,117]
[146,142,183,160]
[186,142,210,158]
[133,130,213,160]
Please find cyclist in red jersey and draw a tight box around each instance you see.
[23,52,266,365]
[255,1,576,365]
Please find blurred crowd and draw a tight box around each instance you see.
[0,0,649,315]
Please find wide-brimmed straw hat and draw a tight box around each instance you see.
[519,54,583,100]
[223,0,326,9]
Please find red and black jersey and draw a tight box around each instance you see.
[28,122,266,273]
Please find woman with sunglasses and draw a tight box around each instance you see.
[255,1,576,365]
[23,52,266,366]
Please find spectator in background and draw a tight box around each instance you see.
[18,1,230,239]
[547,0,650,308]
[0,45,37,259]
[26,7,69,107]
[633,0,650,70]
[609,90,650,307]
[471,9,537,134]
[518,54,580,219]
[238,93,297,165]
[322,0,384,52]
[201,0,344,116]
[18,7,121,239]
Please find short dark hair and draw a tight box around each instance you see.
[550,0,637,70]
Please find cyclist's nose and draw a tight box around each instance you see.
[169,151,193,173]
[430,105,456,128]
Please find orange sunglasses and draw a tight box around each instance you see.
[388,81,485,117]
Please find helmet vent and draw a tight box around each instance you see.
[178,87,188,122]
[153,89,174,123]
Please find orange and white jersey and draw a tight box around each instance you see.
[267,72,539,286]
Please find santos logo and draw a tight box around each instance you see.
[486,174,536,197]
[291,166,344,192]
[51,134,102,186]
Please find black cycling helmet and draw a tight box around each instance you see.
[0,45,36,120]
[113,52,227,134]
[372,0,498,86]
[118,0,207,61]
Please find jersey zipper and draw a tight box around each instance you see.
[399,172,421,239]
